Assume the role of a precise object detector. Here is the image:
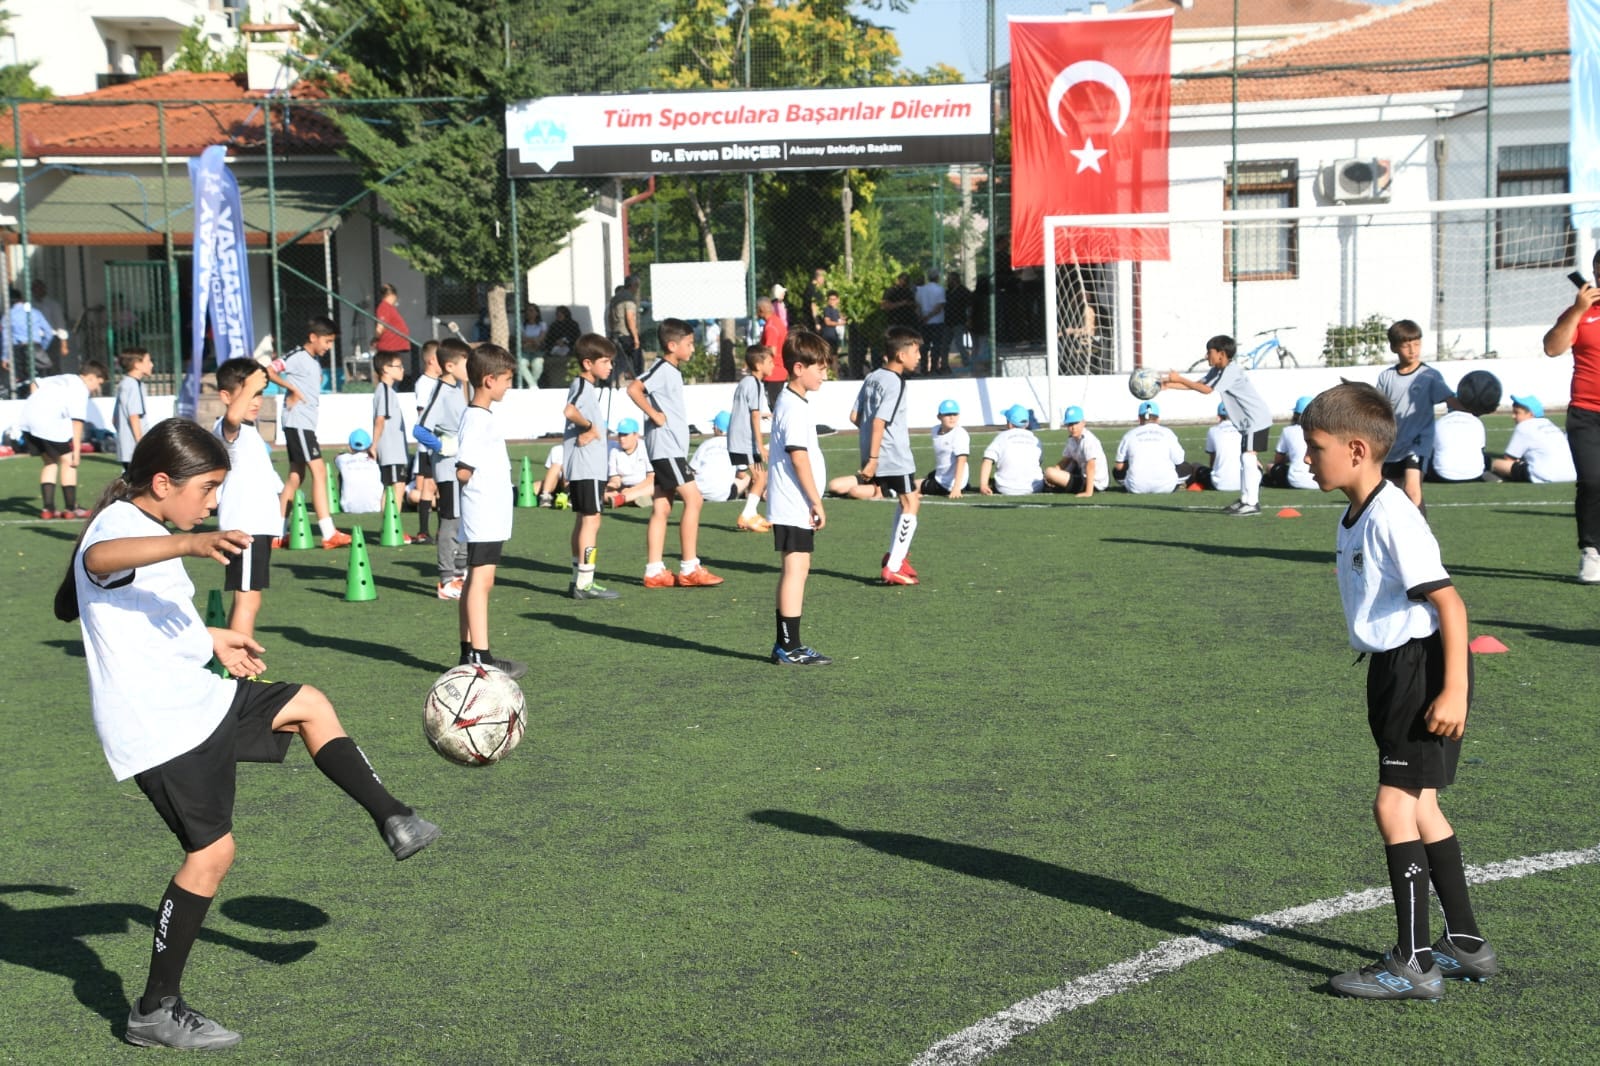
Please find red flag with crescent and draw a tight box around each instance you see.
[1009,12,1172,266]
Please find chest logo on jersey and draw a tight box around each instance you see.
[1351,549,1364,573]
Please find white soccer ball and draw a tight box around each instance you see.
[1128,367,1163,400]
[423,664,526,766]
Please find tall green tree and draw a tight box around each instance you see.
[294,0,661,345]
[171,18,248,76]
[0,7,49,99]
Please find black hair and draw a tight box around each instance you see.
[215,356,265,395]
[55,419,231,622]
[658,317,695,348]
[1206,335,1237,360]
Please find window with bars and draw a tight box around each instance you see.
[1496,144,1573,270]
[1224,160,1297,281]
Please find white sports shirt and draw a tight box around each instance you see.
[769,386,825,527]
[690,436,738,502]
[335,452,383,513]
[1061,429,1110,490]
[608,440,651,487]
[76,500,236,780]
[1336,481,1450,653]
[1273,423,1320,489]
[22,373,91,442]
[1504,417,1577,482]
[1428,411,1485,482]
[213,416,285,535]
[929,424,970,491]
[1204,420,1244,491]
[983,427,1044,495]
[456,405,513,543]
[1116,423,1186,494]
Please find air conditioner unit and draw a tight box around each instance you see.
[1316,158,1392,205]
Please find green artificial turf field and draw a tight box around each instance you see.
[1,415,1597,1064]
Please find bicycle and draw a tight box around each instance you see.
[1187,326,1297,373]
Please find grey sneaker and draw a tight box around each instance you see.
[1220,500,1245,514]
[1229,502,1262,516]
[126,996,242,1050]
[1329,947,1443,1000]
[382,812,441,861]
[572,583,620,600]
[1431,936,1499,981]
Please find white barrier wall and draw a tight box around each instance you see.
[1,355,1581,448]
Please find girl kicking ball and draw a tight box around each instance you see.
[54,418,439,1051]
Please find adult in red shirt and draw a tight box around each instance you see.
[1541,257,1600,584]
[759,293,788,412]
[372,282,413,382]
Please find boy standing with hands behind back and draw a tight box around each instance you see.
[1301,381,1496,1000]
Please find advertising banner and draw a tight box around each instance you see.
[506,83,992,178]
[185,145,254,418]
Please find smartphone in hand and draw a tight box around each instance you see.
[1569,271,1589,288]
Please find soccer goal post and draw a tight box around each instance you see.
[1042,191,1600,420]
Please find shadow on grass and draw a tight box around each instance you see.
[42,638,84,658]
[1103,537,1330,566]
[525,611,771,663]
[23,524,81,542]
[1476,617,1600,647]
[1489,508,1569,520]
[258,624,443,672]
[749,811,1361,977]
[0,885,318,1036]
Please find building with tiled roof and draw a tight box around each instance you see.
[1125,0,1379,72]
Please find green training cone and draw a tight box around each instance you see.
[286,489,316,550]
[516,455,537,508]
[379,489,406,546]
[328,459,342,515]
[204,589,230,676]
[344,527,378,602]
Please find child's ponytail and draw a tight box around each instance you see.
[54,419,231,623]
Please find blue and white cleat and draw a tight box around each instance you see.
[1431,936,1499,981]
[770,644,833,666]
[1330,947,1443,1001]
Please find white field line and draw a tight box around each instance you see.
[913,844,1600,1066]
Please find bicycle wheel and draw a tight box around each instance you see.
[1187,356,1208,373]
[1277,347,1297,369]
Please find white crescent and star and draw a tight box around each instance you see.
[1046,60,1131,174]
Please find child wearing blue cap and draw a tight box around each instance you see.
[1490,395,1577,483]
[606,417,655,508]
[1265,395,1320,489]
[979,404,1044,495]
[1114,401,1191,493]
[334,426,383,514]
[919,399,970,497]
[691,411,743,503]
[1044,405,1108,496]
[1189,402,1245,492]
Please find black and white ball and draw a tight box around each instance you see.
[423,665,526,766]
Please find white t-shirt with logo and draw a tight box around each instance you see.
[456,405,513,543]
[1336,481,1450,653]
[929,424,970,491]
[76,500,236,781]
[608,440,651,487]
[770,387,825,528]
[1505,417,1577,482]
[1116,423,1186,494]
[983,427,1044,495]
[1061,428,1110,490]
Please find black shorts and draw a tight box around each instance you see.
[920,473,952,496]
[1382,457,1423,484]
[25,434,71,460]
[284,427,322,464]
[379,463,407,486]
[436,480,458,520]
[467,541,503,567]
[223,534,274,592]
[1241,427,1270,453]
[1366,630,1471,789]
[415,452,437,479]
[569,479,605,515]
[134,680,302,852]
[729,451,760,470]
[651,456,695,493]
[1504,459,1532,483]
[873,473,918,497]
[773,523,815,553]
[1045,470,1087,494]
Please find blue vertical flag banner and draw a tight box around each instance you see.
[1572,0,1600,228]
[183,145,254,418]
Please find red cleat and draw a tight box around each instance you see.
[677,565,724,588]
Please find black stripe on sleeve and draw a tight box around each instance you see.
[1407,577,1453,601]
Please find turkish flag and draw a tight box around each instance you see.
[1009,12,1172,266]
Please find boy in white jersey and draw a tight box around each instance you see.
[212,358,286,639]
[266,316,350,549]
[1426,405,1487,484]
[920,398,969,497]
[1044,405,1108,497]
[454,344,525,677]
[768,331,831,665]
[563,334,620,600]
[1490,394,1577,483]
[691,411,742,502]
[335,430,383,514]
[409,341,443,544]
[1191,403,1244,492]
[1374,319,1461,511]
[628,318,723,588]
[853,326,925,585]
[606,418,654,507]
[114,347,153,472]
[1265,396,1321,489]
[1301,381,1496,1001]
[1160,334,1272,514]
[1114,401,1190,494]
[979,405,1044,495]
[22,362,106,518]
[728,345,773,531]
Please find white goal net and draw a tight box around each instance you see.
[1043,192,1600,385]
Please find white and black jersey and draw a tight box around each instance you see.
[1336,481,1451,653]
[770,386,825,527]
[562,377,608,482]
[638,358,688,459]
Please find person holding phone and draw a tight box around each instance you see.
[1541,258,1600,584]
